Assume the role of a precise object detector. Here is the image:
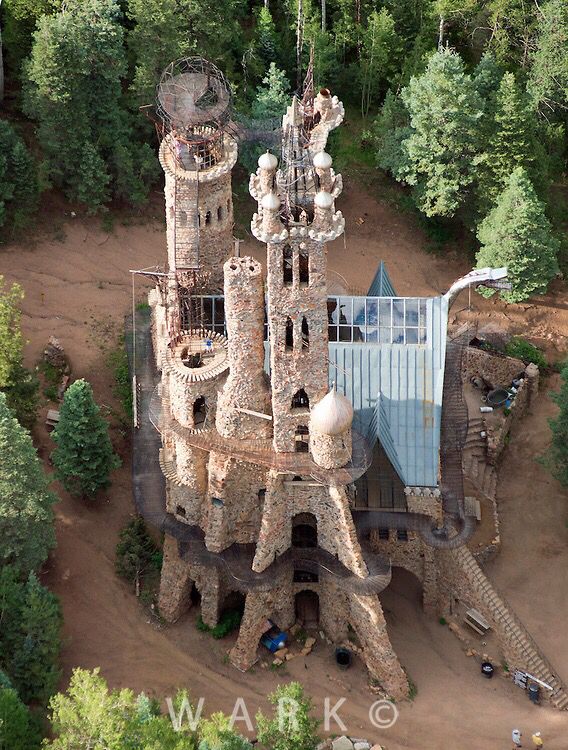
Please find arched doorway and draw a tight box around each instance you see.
[292,513,317,548]
[295,590,319,627]
[193,396,207,425]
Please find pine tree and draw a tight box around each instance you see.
[0,567,61,707]
[482,72,539,204]
[473,52,503,115]
[9,573,61,705]
[115,516,160,596]
[528,0,568,113]
[0,121,38,235]
[476,167,559,303]
[256,682,320,750]
[0,393,56,575]
[52,379,120,498]
[401,48,483,217]
[367,89,411,181]
[254,7,279,69]
[547,362,568,487]
[0,684,39,750]
[252,63,291,120]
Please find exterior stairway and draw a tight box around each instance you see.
[450,545,568,710]
[463,417,497,500]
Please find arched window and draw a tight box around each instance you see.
[299,248,309,285]
[179,210,187,226]
[301,317,309,350]
[217,206,223,222]
[283,245,293,285]
[295,425,309,452]
[205,211,211,225]
[285,317,294,350]
[193,396,207,425]
[291,388,309,409]
[292,513,317,548]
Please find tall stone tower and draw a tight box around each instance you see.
[150,62,408,700]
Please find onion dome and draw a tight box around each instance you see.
[314,191,333,209]
[313,151,333,169]
[310,388,354,435]
[261,192,281,211]
[258,151,278,171]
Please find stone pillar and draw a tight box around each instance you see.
[216,256,272,440]
[158,536,194,622]
[230,590,276,671]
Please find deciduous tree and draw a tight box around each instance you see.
[256,682,320,750]
[52,379,120,498]
[528,0,568,113]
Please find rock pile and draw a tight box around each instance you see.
[317,737,384,750]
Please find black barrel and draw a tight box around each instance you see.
[335,647,352,670]
[481,662,494,679]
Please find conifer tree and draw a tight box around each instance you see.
[528,0,568,112]
[0,567,61,706]
[368,89,411,181]
[254,7,279,69]
[9,573,61,705]
[482,72,539,203]
[52,379,120,499]
[252,63,291,120]
[359,9,400,117]
[115,516,160,596]
[0,276,23,388]
[475,167,558,303]
[0,392,56,575]
[0,683,39,750]
[401,48,483,217]
[547,362,568,487]
[0,121,38,235]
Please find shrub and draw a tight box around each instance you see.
[505,337,547,368]
[197,610,242,639]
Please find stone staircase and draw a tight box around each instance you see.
[463,417,497,500]
[451,545,568,710]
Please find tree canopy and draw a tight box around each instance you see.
[52,378,120,498]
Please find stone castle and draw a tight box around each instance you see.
[139,57,568,706]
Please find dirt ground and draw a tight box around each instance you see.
[1,177,568,748]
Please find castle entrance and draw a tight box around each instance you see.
[295,590,319,628]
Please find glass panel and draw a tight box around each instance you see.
[379,327,391,343]
[328,325,338,342]
[405,299,419,326]
[353,298,365,325]
[392,327,404,344]
[353,325,365,342]
[365,328,378,343]
[419,300,427,326]
[392,299,405,326]
[419,327,427,344]
[202,297,213,325]
[339,326,352,342]
[338,297,353,324]
[379,299,392,327]
[214,297,225,323]
[366,299,378,326]
[406,328,419,344]
[327,298,339,325]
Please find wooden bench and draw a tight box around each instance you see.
[464,608,491,635]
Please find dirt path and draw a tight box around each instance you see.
[1,181,568,747]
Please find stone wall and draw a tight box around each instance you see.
[462,346,525,387]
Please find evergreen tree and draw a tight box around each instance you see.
[528,0,568,113]
[9,573,61,705]
[401,48,483,217]
[0,567,61,706]
[252,63,291,120]
[482,72,541,204]
[473,51,503,114]
[486,0,539,69]
[0,121,38,236]
[476,167,559,303]
[0,276,23,388]
[52,379,120,498]
[115,516,161,596]
[254,7,279,70]
[367,89,411,181]
[0,392,56,575]
[256,682,320,750]
[0,0,54,80]
[0,684,39,750]
[547,362,568,487]
[24,0,156,212]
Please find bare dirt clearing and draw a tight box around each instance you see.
[1,179,568,748]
